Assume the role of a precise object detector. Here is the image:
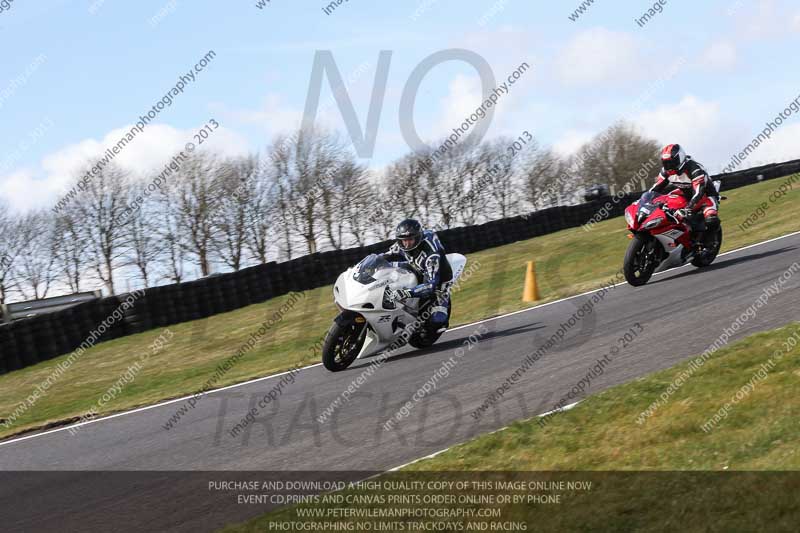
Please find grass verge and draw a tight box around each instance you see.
[220,322,800,532]
[1,176,798,440]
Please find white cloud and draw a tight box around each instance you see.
[629,95,751,171]
[555,28,646,86]
[633,96,721,152]
[0,170,48,212]
[733,0,799,38]
[0,123,249,212]
[552,130,596,157]
[435,74,483,136]
[743,123,800,165]
[42,123,248,180]
[423,68,530,148]
[698,41,737,70]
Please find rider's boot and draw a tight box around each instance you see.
[429,293,450,333]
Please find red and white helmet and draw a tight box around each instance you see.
[661,144,687,175]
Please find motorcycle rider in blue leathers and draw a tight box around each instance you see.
[379,219,452,330]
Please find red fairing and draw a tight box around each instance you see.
[624,202,643,231]
[664,191,687,210]
[625,192,692,249]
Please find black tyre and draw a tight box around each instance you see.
[321,319,366,372]
[623,234,658,287]
[692,226,723,267]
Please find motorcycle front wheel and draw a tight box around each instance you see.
[322,318,367,372]
[623,233,659,287]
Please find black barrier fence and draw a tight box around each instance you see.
[1,158,799,374]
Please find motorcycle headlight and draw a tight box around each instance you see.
[625,210,634,227]
[643,217,665,230]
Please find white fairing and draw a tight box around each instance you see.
[333,253,467,359]
[653,228,696,272]
[655,228,685,248]
[444,253,467,290]
[654,241,687,272]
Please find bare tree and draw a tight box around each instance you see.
[321,159,371,249]
[52,206,87,294]
[172,151,220,276]
[0,203,25,304]
[467,138,516,222]
[213,156,256,271]
[427,140,486,229]
[0,126,593,303]
[155,181,187,284]
[341,169,377,247]
[73,162,131,295]
[268,129,349,255]
[382,150,434,225]
[266,134,298,260]
[573,121,660,192]
[244,154,276,264]
[15,210,57,300]
[522,145,569,209]
[123,191,163,288]
[371,178,396,242]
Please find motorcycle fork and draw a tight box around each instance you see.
[644,236,665,268]
[641,236,655,262]
[356,322,368,340]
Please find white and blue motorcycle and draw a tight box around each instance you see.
[322,253,467,371]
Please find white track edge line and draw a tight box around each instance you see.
[2,229,798,448]
[386,401,582,472]
[0,364,323,447]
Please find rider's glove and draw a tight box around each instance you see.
[676,207,691,220]
[393,288,413,300]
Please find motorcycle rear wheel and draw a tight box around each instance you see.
[322,320,366,372]
[692,226,723,267]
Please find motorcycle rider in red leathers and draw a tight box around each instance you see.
[649,144,720,257]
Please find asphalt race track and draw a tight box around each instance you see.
[1,232,799,532]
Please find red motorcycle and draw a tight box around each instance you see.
[623,188,723,286]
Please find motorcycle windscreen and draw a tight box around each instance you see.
[639,191,656,204]
[352,254,392,284]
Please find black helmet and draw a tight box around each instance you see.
[661,143,687,176]
[395,219,423,251]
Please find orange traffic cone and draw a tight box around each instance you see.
[522,261,540,302]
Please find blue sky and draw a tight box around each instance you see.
[1,0,799,211]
